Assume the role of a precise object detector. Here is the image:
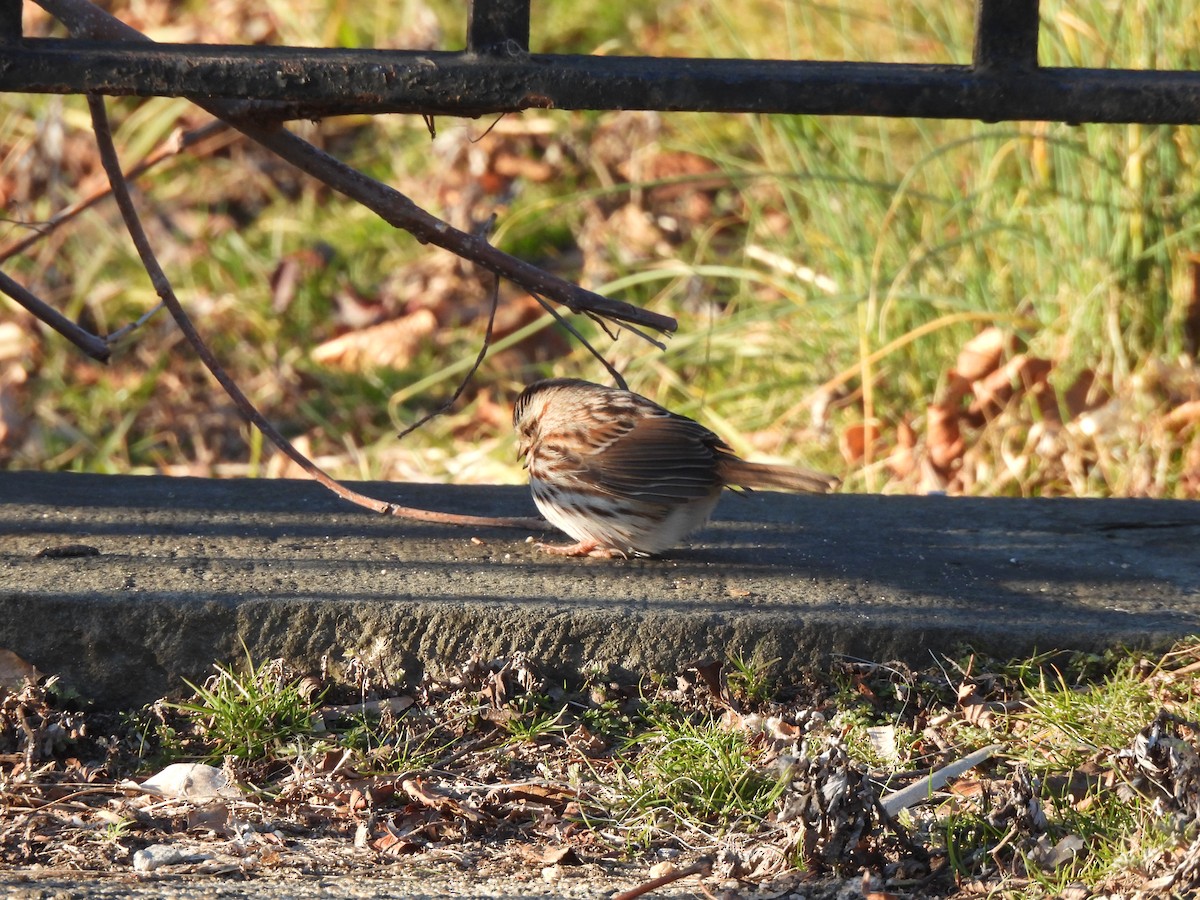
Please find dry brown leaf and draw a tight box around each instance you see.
[968,354,1053,420]
[1182,435,1200,496]
[269,244,334,313]
[451,389,510,441]
[0,648,42,693]
[691,658,726,702]
[853,674,882,707]
[1163,399,1200,433]
[310,308,438,372]
[0,361,29,458]
[486,293,572,371]
[1062,368,1109,421]
[264,432,313,480]
[491,152,556,183]
[941,370,974,406]
[1186,254,1200,357]
[948,777,987,799]
[926,403,964,472]
[960,699,995,727]
[186,802,233,834]
[765,716,799,741]
[956,327,1012,383]
[887,418,918,478]
[840,421,881,463]
[402,777,487,824]
[370,820,422,856]
[542,845,582,866]
[487,781,576,807]
[0,321,28,363]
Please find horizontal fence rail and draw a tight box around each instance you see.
[5,42,1200,124]
[1,0,1199,125]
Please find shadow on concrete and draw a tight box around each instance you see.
[2,471,1198,707]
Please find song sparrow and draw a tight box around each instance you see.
[513,378,837,558]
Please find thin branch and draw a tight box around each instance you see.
[105,301,165,345]
[86,94,543,531]
[32,0,678,340]
[0,120,230,266]
[396,273,501,442]
[528,291,628,390]
[0,268,111,361]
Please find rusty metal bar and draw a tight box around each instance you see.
[467,0,529,55]
[3,40,1200,124]
[974,0,1040,72]
[0,0,22,42]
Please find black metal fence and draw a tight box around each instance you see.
[3,0,1200,125]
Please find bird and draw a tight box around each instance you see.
[513,377,837,558]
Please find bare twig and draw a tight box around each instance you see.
[0,268,111,361]
[104,301,165,345]
[0,120,230,266]
[528,291,629,390]
[87,94,542,530]
[611,857,713,900]
[32,0,678,340]
[396,274,501,442]
[0,121,227,356]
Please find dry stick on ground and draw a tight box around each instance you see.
[611,857,714,900]
[86,95,542,530]
[32,0,678,349]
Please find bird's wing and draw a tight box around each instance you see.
[580,412,727,502]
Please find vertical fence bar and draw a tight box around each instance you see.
[0,0,23,42]
[467,0,530,54]
[974,0,1040,71]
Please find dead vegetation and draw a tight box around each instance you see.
[3,642,1200,897]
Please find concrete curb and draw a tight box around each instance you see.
[2,471,1198,708]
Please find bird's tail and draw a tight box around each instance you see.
[719,458,839,494]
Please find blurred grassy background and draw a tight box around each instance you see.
[3,0,1200,496]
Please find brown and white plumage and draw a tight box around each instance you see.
[513,378,837,557]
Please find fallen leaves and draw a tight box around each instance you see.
[5,643,1200,896]
[310,308,438,372]
[843,324,1200,496]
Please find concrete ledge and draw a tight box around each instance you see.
[2,471,1198,708]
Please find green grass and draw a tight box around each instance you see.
[169,652,323,761]
[610,711,789,846]
[4,0,1200,497]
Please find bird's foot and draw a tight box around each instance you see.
[533,540,628,559]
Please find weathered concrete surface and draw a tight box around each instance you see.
[1,470,1197,708]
